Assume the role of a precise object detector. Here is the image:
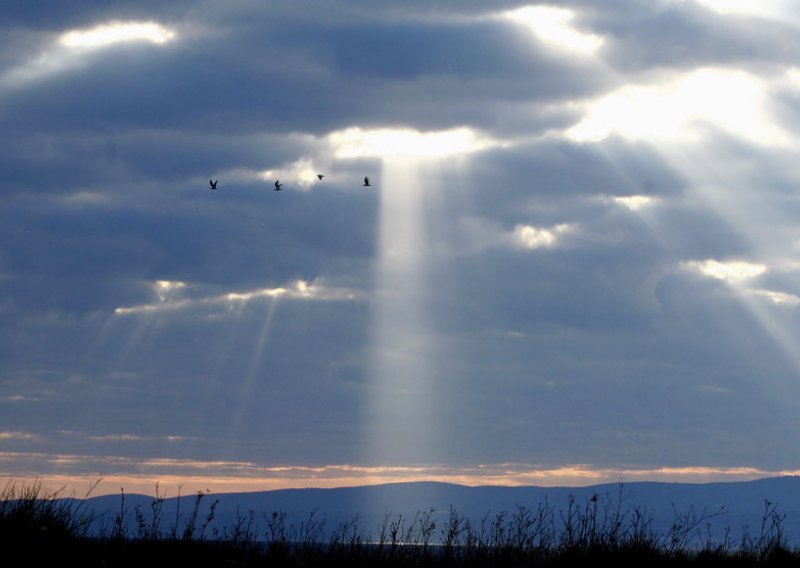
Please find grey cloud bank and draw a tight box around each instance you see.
[2,0,800,489]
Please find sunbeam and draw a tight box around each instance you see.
[227,296,280,455]
[365,158,442,466]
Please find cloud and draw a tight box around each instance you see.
[567,68,791,146]
[512,223,572,249]
[750,289,800,306]
[60,21,176,48]
[329,126,499,159]
[4,0,800,486]
[676,0,793,19]
[503,5,604,55]
[684,259,767,282]
[113,279,361,316]
[0,20,177,92]
[610,195,656,211]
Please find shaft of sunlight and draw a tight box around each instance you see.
[365,157,442,466]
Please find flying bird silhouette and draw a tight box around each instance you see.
[363,176,371,187]
[209,179,218,190]
[317,174,324,180]
[274,180,283,191]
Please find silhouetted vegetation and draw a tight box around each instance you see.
[1,480,797,567]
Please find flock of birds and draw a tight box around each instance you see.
[209,175,371,191]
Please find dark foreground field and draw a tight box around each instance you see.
[2,480,799,567]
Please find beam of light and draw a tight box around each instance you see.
[227,297,280,455]
[365,157,442,466]
[329,126,497,159]
[653,139,800,381]
[567,68,791,147]
[504,5,603,55]
[60,22,176,48]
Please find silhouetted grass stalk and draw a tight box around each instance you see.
[1,479,796,566]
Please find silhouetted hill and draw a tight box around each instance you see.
[82,476,800,544]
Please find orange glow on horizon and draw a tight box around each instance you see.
[2,462,798,498]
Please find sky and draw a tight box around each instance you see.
[4,0,800,496]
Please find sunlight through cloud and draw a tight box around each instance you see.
[60,22,176,49]
[611,195,655,211]
[114,279,358,316]
[567,68,790,146]
[257,158,321,190]
[685,259,767,282]
[677,0,791,18]
[153,280,187,302]
[513,223,571,249]
[329,126,497,159]
[750,289,800,306]
[504,6,603,55]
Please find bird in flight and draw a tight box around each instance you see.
[209,179,218,190]
[274,180,283,191]
[317,174,324,180]
[363,176,371,187]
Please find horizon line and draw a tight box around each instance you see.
[3,459,799,498]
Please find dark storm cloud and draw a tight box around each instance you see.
[1,5,609,138]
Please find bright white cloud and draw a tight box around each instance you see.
[504,6,603,55]
[1,21,176,91]
[567,68,790,146]
[153,280,187,302]
[513,223,571,249]
[257,158,321,190]
[329,126,497,159]
[60,22,176,48]
[611,195,655,211]
[685,259,767,282]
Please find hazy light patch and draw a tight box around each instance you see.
[60,22,176,48]
[567,68,790,146]
[2,395,28,402]
[680,0,790,18]
[153,280,187,302]
[115,279,358,316]
[89,434,145,442]
[0,431,39,441]
[329,126,497,159]
[513,223,571,249]
[257,158,321,190]
[697,384,732,394]
[61,191,114,206]
[751,289,800,306]
[685,259,767,282]
[504,6,603,55]
[611,195,655,211]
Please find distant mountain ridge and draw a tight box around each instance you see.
[82,477,800,544]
